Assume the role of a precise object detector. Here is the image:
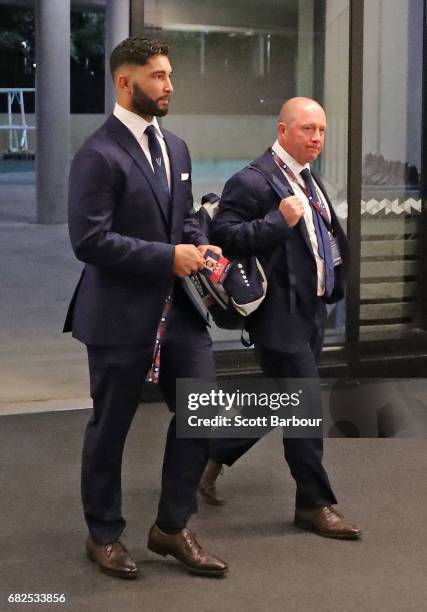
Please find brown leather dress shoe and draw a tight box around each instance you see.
[86,535,139,579]
[198,460,225,505]
[147,524,228,576]
[294,506,362,539]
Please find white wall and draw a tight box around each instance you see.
[322,0,349,195]
[163,114,276,160]
[363,0,422,165]
[0,113,276,160]
[363,0,409,161]
[0,113,105,156]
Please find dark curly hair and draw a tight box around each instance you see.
[110,37,169,77]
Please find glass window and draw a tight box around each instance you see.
[360,0,425,342]
[139,0,350,348]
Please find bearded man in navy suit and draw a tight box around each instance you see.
[199,98,361,541]
[64,37,227,578]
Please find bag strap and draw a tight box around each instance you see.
[248,160,296,314]
[249,158,294,199]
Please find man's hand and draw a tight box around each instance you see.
[197,245,223,258]
[173,244,205,277]
[279,195,305,228]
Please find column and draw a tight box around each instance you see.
[296,0,314,97]
[323,0,349,191]
[252,35,265,77]
[35,0,70,224]
[105,0,130,115]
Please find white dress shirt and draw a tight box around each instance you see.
[272,139,331,296]
[113,102,171,189]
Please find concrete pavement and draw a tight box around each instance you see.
[0,178,90,414]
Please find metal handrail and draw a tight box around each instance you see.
[0,88,35,152]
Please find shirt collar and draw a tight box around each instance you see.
[113,103,164,141]
[272,139,310,178]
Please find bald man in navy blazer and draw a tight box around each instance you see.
[64,37,227,578]
[199,98,361,541]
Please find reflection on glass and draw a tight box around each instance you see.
[144,0,349,347]
[360,0,424,341]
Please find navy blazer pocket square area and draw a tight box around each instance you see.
[181,172,190,181]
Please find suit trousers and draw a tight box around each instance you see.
[82,296,215,543]
[209,298,337,510]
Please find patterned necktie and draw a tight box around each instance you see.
[300,168,335,296]
[145,125,170,215]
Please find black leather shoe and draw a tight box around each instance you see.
[294,506,362,539]
[198,460,225,505]
[86,535,139,579]
[147,524,228,577]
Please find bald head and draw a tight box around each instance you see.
[277,97,327,165]
[279,97,324,124]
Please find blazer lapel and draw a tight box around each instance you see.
[312,172,335,222]
[312,171,342,237]
[106,115,170,229]
[252,150,294,198]
[163,132,181,236]
[312,172,348,258]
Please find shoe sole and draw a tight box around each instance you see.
[99,566,139,579]
[147,544,228,577]
[294,520,362,540]
[86,550,139,579]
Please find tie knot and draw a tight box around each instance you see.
[300,168,311,181]
[145,124,156,138]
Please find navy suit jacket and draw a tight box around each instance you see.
[211,149,348,353]
[64,114,208,346]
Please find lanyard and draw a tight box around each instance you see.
[272,151,333,234]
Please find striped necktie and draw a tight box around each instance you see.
[300,168,334,296]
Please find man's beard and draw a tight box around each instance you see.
[131,83,169,117]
